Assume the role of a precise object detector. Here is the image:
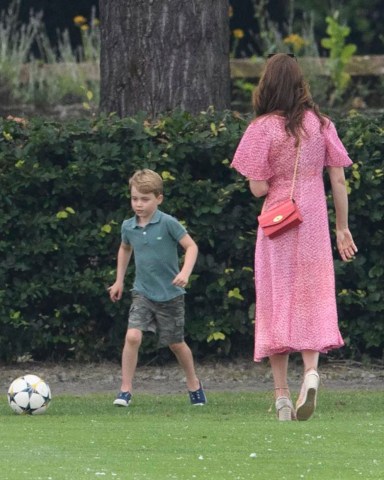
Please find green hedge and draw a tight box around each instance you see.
[330,112,384,358]
[0,110,383,362]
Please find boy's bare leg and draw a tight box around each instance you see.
[169,341,200,391]
[120,328,142,392]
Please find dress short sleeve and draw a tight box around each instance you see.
[231,119,274,180]
[324,120,353,167]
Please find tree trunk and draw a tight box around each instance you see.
[99,0,230,117]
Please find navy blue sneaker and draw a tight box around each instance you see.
[113,391,132,407]
[188,382,206,406]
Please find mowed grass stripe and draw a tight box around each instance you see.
[0,391,383,479]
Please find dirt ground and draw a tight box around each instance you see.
[1,357,383,396]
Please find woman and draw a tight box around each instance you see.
[231,53,357,421]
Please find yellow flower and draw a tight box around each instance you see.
[3,131,13,141]
[80,24,89,31]
[73,15,87,26]
[161,171,176,181]
[233,29,244,40]
[283,34,307,51]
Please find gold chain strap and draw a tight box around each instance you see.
[261,136,301,214]
[289,137,301,200]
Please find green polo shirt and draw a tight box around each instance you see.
[121,210,188,302]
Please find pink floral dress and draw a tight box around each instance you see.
[231,111,352,361]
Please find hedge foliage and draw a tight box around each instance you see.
[0,109,383,362]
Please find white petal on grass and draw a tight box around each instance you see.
[249,452,257,458]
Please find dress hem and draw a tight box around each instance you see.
[253,342,344,362]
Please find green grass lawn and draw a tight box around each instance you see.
[0,390,383,480]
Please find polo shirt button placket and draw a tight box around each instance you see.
[143,230,148,245]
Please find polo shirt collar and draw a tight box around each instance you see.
[132,209,162,228]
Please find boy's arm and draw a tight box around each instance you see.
[108,242,133,302]
[327,166,358,261]
[172,234,198,288]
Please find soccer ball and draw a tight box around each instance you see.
[7,374,52,415]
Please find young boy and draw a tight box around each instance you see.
[108,169,206,406]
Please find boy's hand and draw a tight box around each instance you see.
[172,272,189,288]
[108,282,124,302]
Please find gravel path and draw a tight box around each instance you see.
[1,358,383,396]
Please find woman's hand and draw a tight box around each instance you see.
[336,228,358,261]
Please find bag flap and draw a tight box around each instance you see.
[258,200,297,227]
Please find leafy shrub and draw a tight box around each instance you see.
[0,109,383,362]
[330,111,384,358]
[321,12,357,105]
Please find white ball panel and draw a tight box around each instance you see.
[9,402,24,414]
[23,374,41,384]
[29,392,45,409]
[35,382,51,397]
[14,391,30,408]
[31,405,49,415]
[8,377,28,394]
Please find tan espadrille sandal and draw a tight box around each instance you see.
[275,396,295,421]
[296,369,320,421]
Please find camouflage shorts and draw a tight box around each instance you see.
[127,293,185,347]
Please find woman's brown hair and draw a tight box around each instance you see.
[253,53,326,140]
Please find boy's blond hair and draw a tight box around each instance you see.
[129,169,163,196]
